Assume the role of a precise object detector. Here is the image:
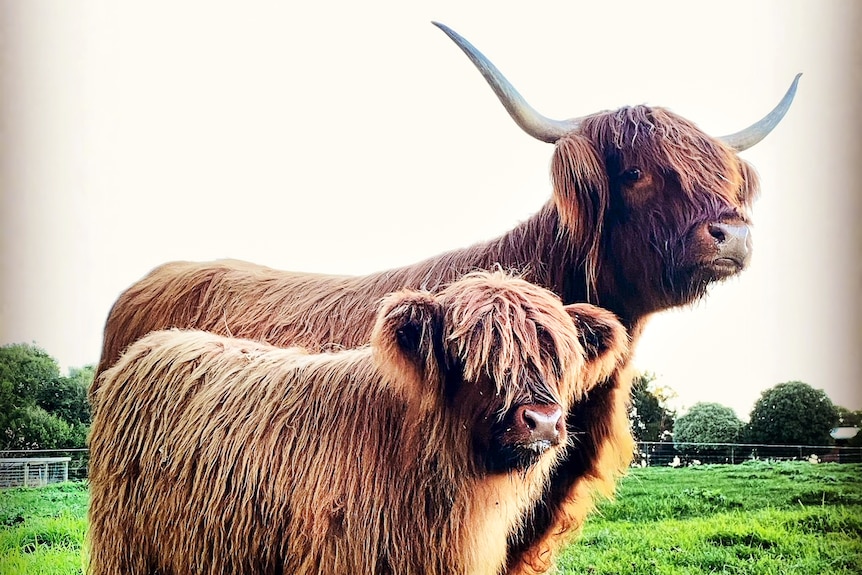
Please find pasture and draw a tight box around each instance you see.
[0,461,859,574]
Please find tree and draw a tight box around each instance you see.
[0,343,92,449]
[629,372,676,442]
[835,406,862,427]
[834,406,862,447]
[2,405,73,450]
[0,343,62,412]
[747,381,839,446]
[1,343,62,440]
[674,402,744,446]
[37,365,93,426]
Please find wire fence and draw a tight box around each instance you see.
[0,442,859,487]
[0,449,89,487]
[634,441,862,467]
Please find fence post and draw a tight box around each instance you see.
[730,445,735,465]
[22,462,29,487]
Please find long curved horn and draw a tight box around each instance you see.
[434,22,800,150]
[718,74,802,151]
[432,21,580,143]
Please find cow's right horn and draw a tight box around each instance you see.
[433,22,582,143]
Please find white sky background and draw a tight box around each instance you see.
[1,1,860,420]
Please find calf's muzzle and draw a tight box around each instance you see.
[514,404,564,447]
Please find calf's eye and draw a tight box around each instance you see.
[621,168,642,183]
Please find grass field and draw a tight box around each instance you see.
[0,481,88,574]
[1,461,860,574]
[558,461,862,574]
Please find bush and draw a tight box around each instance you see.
[747,381,838,446]
[1,406,74,450]
[674,402,743,458]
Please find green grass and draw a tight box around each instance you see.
[558,461,862,575]
[0,482,88,575]
[0,462,859,574]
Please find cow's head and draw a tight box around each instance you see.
[372,271,627,475]
[434,22,799,320]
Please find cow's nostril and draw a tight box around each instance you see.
[708,223,727,243]
[708,222,749,247]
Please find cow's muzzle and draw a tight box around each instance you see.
[709,222,751,272]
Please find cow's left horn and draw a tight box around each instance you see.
[718,74,802,151]
[433,22,581,143]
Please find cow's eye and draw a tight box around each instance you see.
[621,168,642,183]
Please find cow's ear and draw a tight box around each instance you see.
[564,303,629,388]
[551,135,609,290]
[372,290,443,394]
[737,158,761,206]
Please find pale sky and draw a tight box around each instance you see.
[1,1,860,420]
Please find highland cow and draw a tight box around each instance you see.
[87,272,628,575]
[93,23,799,575]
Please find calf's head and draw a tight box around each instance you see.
[372,271,627,474]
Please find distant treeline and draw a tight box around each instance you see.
[625,372,858,448]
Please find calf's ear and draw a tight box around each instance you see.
[564,303,629,386]
[372,290,444,391]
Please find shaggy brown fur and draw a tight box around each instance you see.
[87,272,628,575]
[94,104,760,574]
[97,106,756,377]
